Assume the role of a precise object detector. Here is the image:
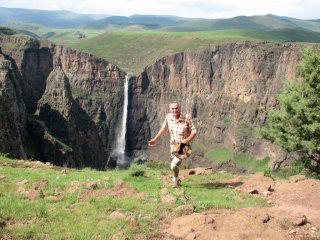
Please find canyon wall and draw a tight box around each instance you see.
[0,33,311,168]
[128,41,303,168]
[0,34,126,168]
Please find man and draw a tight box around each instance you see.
[148,102,197,187]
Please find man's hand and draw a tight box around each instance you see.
[181,139,188,144]
[148,139,156,147]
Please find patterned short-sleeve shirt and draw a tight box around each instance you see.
[162,113,197,144]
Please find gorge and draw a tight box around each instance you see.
[0,32,315,169]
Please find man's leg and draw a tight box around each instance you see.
[171,156,182,187]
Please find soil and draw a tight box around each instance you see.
[162,171,320,240]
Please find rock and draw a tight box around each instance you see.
[175,205,194,215]
[114,179,126,188]
[248,189,259,194]
[16,187,27,193]
[32,180,49,189]
[260,213,271,223]
[292,215,308,226]
[85,180,100,189]
[0,217,6,228]
[26,189,44,200]
[267,185,274,192]
[311,226,317,232]
[205,216,215,224]
[16,180,29,185]
[289,175,306,183]
[0,176,6,180]
[110,210,126,219]
[185,232,198,240]
[262,191,272,196]
[161,194,175,203]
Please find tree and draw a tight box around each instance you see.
[261,48,320,172]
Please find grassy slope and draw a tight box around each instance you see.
[63,29,288,72]
[5,20,320,73]
[0,155,266,239]
[47,28,318,73]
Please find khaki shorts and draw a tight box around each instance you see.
[170,144,182,170]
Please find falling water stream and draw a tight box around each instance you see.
[115,74,129,165]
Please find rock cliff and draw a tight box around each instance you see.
[0,34,126,168]
[128,41,304,167]
[0,32,316,169]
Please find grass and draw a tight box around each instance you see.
[0,155,268,239]
[4,23,320,73]
[205,147,270,173]
[64,29,282,72]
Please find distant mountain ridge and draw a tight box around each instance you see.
[1,7,319,32]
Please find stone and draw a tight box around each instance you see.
[248,189,259,194]
[85,180,100,189]
[26,189,44,200]
[0,217,6,228]
[114,179,126,188]
[16,180,29,185]
[289,175,306,183]
[32,180,49,189]
[175,205,194,215]
[262,191,272,196]
[292,215,308,226]
[110,210,126,219]
[161,194,176,203]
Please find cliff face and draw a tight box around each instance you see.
[0,53,26,158]
[0,34,126,168]
[128,42,302,167]
[0,33,309,169]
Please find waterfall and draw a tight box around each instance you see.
[115,74,129,164]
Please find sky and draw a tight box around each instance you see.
[0,0,319,20]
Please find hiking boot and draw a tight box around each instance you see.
[173,179,181,188]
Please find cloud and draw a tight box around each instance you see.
[0,0,319,19]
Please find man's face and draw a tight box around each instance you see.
[170,103,180,118]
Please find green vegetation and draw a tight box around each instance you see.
[0,155,266,239]
[64,29,309,72]
[205,147,270,173]
[4,17,320,73]
[261,49,320,175]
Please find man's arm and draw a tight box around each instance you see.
[182,114,197,144]
[148,126,168,146]
[182,132,197,144]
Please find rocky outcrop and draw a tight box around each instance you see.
[0,54,26,158]
[0,34,126,168]
[128,41,303,167]
[0,32,315,169]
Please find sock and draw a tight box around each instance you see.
[173,176,179,182]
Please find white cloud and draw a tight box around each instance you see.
[0,0,319,19]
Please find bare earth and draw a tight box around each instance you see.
[163,172,320,240]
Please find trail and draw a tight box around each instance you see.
[161,171,320,240]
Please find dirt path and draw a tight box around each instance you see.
[163,172,320,240]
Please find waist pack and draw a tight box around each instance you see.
[172,143,192,160]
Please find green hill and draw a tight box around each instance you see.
[2,7,320,72]
[63,29,320,72]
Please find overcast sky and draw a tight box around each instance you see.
[0,0,319,20]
